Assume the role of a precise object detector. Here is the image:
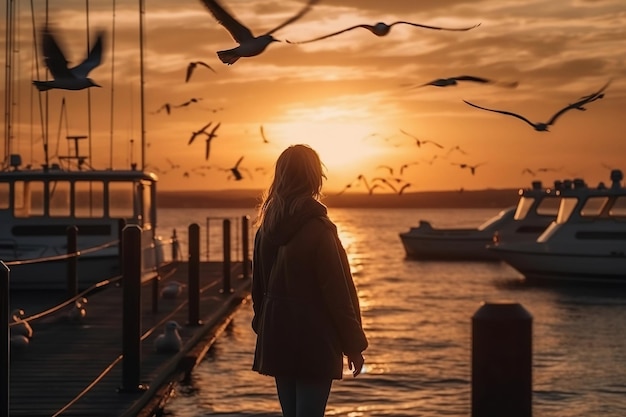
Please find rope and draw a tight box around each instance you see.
[50,263,239,417]
[3,239,119,266]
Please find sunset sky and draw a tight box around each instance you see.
[2,0,626,193]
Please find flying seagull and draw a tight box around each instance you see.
[204,122,222,161]
[452,162,487,175]
[462,80,611,132]
[399,129,444,148]
[224,156,245,180]
[151,103,172,115]
[188,121,213,145]
[287,21,480,44]
[33,26,105,91]
[260,125,270,143]
[412,75,518,89]
[198,0,320,65]
[174,98,203,108]
[185,61,216,82]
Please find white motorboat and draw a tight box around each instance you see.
[0,158,174,290]
[489,169,626,283]
[0,3,173,290]
[399,180,562,261]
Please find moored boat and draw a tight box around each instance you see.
[0,1,173,290]
[488,169,626,283]
[399,180,562,261]
[0,159,173,290]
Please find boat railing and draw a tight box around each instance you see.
[204,215,254,263]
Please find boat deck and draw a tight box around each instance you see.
[7,261,251,417]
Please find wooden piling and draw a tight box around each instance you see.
[66,226,78,298]
[1,262,9,416]
[188,224,201,326]
[221,219,232,294]
[120,225,147,393]
[472,301,532,417]
[241,215,250,279]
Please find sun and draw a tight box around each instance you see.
[272,104,395,185]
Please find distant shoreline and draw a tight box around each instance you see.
[156,188,522,209]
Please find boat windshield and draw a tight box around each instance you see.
[609,196,626,217]
[514,195,560,220]
[0,183,8,209]
[580,197,608,218]
[478,208,512,230]
[514,197,535,220]
[556,197,578,224]
[536,196,560,216]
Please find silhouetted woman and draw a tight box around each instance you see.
[252,144,368,417]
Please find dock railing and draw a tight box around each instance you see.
[2,217,252,416]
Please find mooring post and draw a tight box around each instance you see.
[118,219,126,274]
[472,301,532,417]
[221,219,233,294]
[241,215,250,279]
[151,277,160,314]
[119,225,147,393]
[205,218,211,262]
[1,262,9,416]
[171,228,178,262]
[66,226,78,298]
[188,223,201,326]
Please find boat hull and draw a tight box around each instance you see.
[490,245,626,284]
[400,232,501,261]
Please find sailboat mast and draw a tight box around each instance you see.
[139,0,146,170]
[3,0,15,167]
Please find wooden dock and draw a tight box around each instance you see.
[7,261,251,417]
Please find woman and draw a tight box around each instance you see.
[252,144,368,417]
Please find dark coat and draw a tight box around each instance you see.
[251,199,368,380]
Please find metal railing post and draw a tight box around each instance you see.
[66,226,78,297]
[188,223,201,326]
[119,225,147,393]
[1,262,9,416]
[221,219,232,294]
[241,215,250,279]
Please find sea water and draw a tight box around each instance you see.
[156,207,626,417]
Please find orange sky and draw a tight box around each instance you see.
[2,0,626,194]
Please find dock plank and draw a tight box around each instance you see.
[8,261,251,416]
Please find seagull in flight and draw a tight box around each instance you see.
[399,129,444,148]
[260,125,270,143]
[412,75,518,89]
[287,21,480,44]
[221,156,246,180]
[199,0,320,65]
[463,80,611,132]
[151,103,172,115]
[174,98,203,108]
[185,61,216,82]
[203,122,222,161]
[33,26,105,91]
[452,162,487,175]
[188,121,213,145]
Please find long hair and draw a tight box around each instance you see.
[256,144,326,231]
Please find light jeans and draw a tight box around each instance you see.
[275,376,333,417]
